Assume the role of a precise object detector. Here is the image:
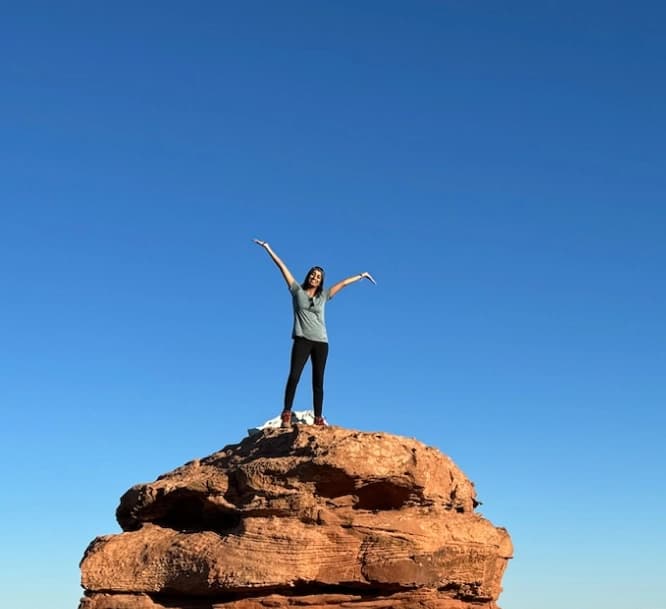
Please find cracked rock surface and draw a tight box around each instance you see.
[79,426,512,609]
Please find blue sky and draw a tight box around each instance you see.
[1,2,664,608]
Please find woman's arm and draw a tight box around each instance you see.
[253,239,296,287]
[328,271,376,298]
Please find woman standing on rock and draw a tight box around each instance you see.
[254,239,375,427]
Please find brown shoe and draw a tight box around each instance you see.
[281,411,293,428]
[314,416,326,426]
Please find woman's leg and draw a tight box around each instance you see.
[283,338,312,412]
[310,341,329,418]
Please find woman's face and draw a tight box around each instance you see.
[308,268,323,287]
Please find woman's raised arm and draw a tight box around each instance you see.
[328,271,376,298]
[253,239,296,288]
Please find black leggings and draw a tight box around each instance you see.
[284,337,329,418]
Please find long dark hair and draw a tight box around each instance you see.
[301,266,325,296]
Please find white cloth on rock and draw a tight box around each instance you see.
[247,410,327,436]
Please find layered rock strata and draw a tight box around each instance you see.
[79,426,512,609]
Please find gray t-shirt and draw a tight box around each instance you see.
[289,281,332,342]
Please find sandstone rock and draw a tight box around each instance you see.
[79,426,512,609]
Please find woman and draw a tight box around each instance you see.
[254,239,375,427]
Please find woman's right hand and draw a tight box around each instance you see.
[253,239,295,287]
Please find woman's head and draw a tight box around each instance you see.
[302,266,325,295]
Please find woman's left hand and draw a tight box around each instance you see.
[361,272,377,285]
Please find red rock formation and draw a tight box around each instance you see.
[79,426,512,609]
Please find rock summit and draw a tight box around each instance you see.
[79,426,512,608]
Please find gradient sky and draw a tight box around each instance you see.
[1,3,665,608]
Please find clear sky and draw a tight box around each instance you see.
[1,2,664,608]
